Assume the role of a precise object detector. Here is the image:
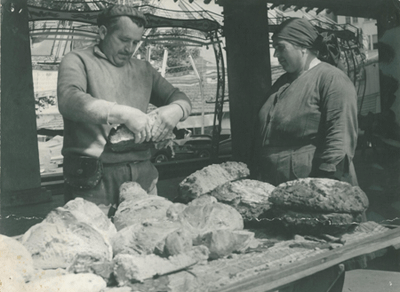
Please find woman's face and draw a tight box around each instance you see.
[273,39,305,75]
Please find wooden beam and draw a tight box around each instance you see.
[376,1,400,127]
[223,1,272,172]
[1,0,51,207]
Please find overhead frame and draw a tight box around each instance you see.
[27,3,226,160]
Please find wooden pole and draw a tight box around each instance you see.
[222,0,272,173]
[376,2,400,128]
[1,0,51,208]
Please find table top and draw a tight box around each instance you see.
[184,222,400,292]
[211,223,400,292]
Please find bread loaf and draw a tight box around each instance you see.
[178,162,250,203]
[210,179,275,221]
[269,178,369,235]
[108,111,175,152]
[21,221,112,269]
[269,178,369,213]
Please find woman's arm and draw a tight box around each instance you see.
[317,70,358,177]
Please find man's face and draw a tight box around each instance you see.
[99,16,145,67]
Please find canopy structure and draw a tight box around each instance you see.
[27,0,227,158]
[28,1,224,63]
[217,0,393,18]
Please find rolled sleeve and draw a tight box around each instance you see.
[149,65,192,120]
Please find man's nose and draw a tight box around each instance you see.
[125,43,136,53]
[273,49,279,58]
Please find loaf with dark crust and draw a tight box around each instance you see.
[274,209,363,235]
[269,178,369,213]
[269,178,369,236]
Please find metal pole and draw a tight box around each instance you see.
[161,49,168,77]
[189,54,205,134]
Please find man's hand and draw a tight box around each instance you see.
[124,107,152,144]
[151,104,183,142]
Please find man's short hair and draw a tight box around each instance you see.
[97,4,147,31]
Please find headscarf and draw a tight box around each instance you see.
[272,18,342,68]
[272,18,318,49]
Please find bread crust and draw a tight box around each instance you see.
[269,178,369,213]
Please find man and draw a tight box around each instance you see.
[57,5,191,215]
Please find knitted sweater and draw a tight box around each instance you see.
[57,46,191,163]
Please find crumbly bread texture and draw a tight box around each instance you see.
[275,209,364,235]
[45,197,117,240]
[108,111,175,152]
[67,254,114,284]
[111,220,182,257]
[269,178,369,213]
[0,234,35,283]
[193,229,256,260]
[25,273,107,292]
[178,162,250,203]
[21,221,112,269]
[113,195,173,231]
[180,196,244,237]
[163,228,194,257]
[113,252,199,284]
[118,181,149,203]
[210,179,275,221]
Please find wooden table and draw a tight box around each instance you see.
[214,224,400,292]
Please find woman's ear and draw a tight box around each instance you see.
[99,25,107,41]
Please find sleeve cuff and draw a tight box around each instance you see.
[171,101,191,121]
[319,163,337,173]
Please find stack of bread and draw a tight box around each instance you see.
[268,178,369,235]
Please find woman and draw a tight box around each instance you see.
[257,17,358,186]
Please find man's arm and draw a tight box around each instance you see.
[151,104,185,142]
[147,64,192,141]
[57,53,151,143]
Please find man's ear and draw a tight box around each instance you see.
[99,25,107,41]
